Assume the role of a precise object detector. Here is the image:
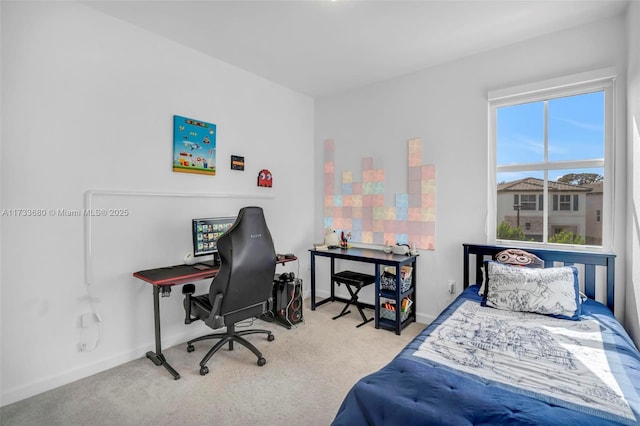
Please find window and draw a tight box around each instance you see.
[489,69,614,248]
[520,195,536,211]
[552,194,580,211]
[513,194,537,210]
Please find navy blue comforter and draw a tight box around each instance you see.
[332,286,640,426]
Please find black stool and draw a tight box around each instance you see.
[331,270,375,328]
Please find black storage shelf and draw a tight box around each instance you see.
[378,284,415,334]
[379,286,414,300]
[378,315,414,332]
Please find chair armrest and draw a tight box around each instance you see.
[182,284,196,324]
[205,292,225,329]
[267,295,273,312]
[210,292,223,314]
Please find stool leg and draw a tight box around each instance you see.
[332,303,351,320]
[350,284,373,328]
[349,285,373,327]
[331,282,374,327]
[332,282,353,321]
[355,301,374,328]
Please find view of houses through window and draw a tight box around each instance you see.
[495,90,607,247]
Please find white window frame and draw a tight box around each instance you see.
[487,68,615,251]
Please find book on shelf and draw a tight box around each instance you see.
[400,265,413,282]
[382,297,413,313]
[382,265,413,282]
[401,296,413,312]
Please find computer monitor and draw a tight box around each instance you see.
[192,216,236,265]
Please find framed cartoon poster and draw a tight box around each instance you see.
[173,115,216,176]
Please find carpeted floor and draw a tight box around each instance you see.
[0,299,425,426]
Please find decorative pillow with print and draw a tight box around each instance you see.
[482,260,581,320]
[478,248,543,296]
[495,248,544,268]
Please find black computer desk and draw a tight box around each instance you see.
[133,263,219,379]
[133,255,297,379]
[309,247,417,335]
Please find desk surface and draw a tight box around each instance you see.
[133,263,219,286]
[134,255,297,287]
[309,247,417,265]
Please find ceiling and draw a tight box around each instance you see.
[86,0,629,98]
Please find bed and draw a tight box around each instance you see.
[332,244,640,425]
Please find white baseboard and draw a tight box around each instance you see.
[415,313,435,325]
[1,326,208,407]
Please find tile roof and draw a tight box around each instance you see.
[497,177,593,192]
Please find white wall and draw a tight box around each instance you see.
[315,15,629,328]
[626,1,640,346]
[0,2,314,405]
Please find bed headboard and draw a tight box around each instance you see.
[463,244,616,312]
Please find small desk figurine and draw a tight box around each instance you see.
[324,228,340,249]
[340,231,351,249]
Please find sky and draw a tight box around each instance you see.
[496,90,604,183]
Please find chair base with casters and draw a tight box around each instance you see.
[183,283,275,375]
[186,324,275,375]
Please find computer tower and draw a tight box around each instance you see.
[272,273,303,328]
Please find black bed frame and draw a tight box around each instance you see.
[463,244,616,312]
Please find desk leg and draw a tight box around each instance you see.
[394,271,402,335]
[310,253,336,310]
[310,253,317,310]
[374,264,380,329]
[330,258,336,299]
[146,285,180,380]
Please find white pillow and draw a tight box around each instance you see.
[481,261,581,320]
[477,249,543,296]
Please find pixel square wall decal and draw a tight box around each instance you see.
[323,138,436,250]
[173,115,216,176]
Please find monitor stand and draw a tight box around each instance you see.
[195,252,221,269]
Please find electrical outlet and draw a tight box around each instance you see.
[80,313,95,328]
[448,280,456,294]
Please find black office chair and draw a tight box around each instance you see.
[182,206,277,375]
